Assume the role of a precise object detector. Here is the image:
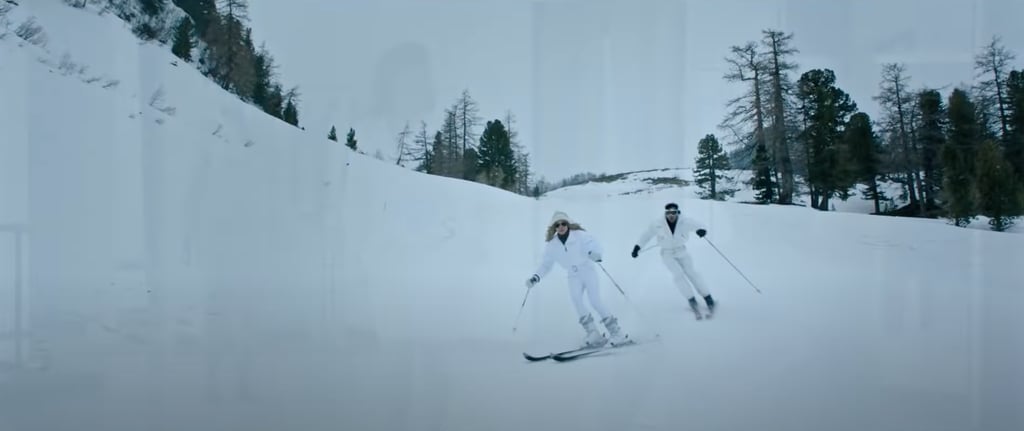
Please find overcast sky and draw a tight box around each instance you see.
[247,0,1024,182]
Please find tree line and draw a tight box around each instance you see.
[172,0,300,126]
[66,2,536,196]
[386,89,534,196]
[69,2,1022,229]
[705,29,1023,231]
[72,0,302,127]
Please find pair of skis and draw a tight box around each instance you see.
[691,300,717,320]
[523,337,643,363]
[692,306,714,320]
[524,304,716,362]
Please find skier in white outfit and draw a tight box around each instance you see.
[631,202,716,315]
[525,211,628,347]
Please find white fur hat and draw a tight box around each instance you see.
[550,211,572,225]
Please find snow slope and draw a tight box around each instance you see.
[1,2,1023,431]
[543,167,1024,234]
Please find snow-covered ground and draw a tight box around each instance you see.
[543,167,1024,234]
[1,2,1023,431]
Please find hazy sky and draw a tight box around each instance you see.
[247,0,1024,181]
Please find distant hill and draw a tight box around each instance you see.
[539,167,1021,233]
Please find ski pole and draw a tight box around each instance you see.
[512,286,532,332]
[597,262,627,297]
[597,262,659,337]
[703,237,762,294]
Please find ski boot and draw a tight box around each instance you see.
[688,297,704,320]
[703,294,716,315]
[601,315,630,346]
[579,314,608,348]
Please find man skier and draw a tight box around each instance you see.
[631,202,716,318]
[526,211,629,347]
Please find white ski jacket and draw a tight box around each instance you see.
[636,216,706,251]
[534,229,603,279]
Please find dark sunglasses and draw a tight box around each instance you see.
[665,210,679,215]
[553,221,569,227]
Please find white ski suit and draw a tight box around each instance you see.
[531,228,611,320]
[635,215,711,298]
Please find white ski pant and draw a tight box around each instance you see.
[565,264,611,320]
[661,247,710,299]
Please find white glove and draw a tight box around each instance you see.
[588,251,602,262]
[525,274,540,288]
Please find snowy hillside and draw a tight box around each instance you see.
[542,167,1023,234]
[1,2,1024,431]
[538,168,750,201]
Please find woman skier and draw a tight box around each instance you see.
[525,211,629,347]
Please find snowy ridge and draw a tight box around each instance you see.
[539,167,750,201]
[1,2,1023,431]
[543,167,1023,233]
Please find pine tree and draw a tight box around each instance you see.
[282,87,299,126]
[437,107,461,178]
[1006,70,1024,184]
[133,0,168,40]
[916,89,947,210]
[750,143,775,203]
[505,110,532,195]
[973,35,1016,141]
[875,63,924,211]
[139,0,166,17]
[204,0,255,98]
[282,99,298,126]
[845,112,886,213]
[456,89,482,155]
[761,29,799,204]
[346,128,358,151]
[250,44,277,115]
[514,150,532,195]
[795,68,858,211]
[942,88,982,227]
[476,120,516,190]
[171,17,195,62]
[264,83,284,119]
[719,43,770,177]
[394,122,413,166]
[975,139,1022,231]
[413,121,432,173]
[174,0,217,36]
[429,131,446,174]
[719,42,775,203]
[462,148,480,182]
[327,126,338,142]
[505,110,520,147]
[694,134,736,200]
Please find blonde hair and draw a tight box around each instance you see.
[546,222,585,241]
